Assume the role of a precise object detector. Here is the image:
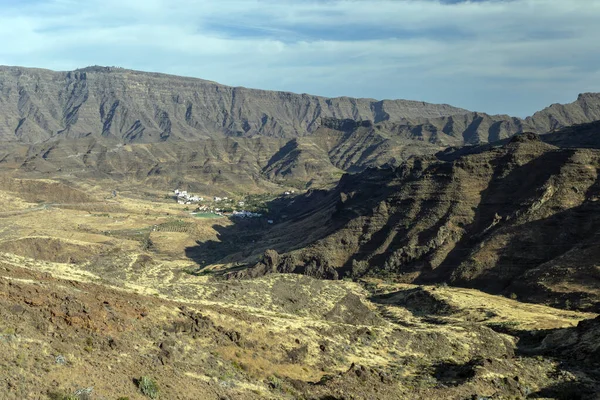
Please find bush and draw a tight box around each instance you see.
[47,392,78,400]
[140,235,154,251]
[138,376,160,399]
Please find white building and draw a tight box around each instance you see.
[231,210,263,218]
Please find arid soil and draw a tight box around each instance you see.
[0,170,598,399]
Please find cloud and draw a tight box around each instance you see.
[0,0,599,116]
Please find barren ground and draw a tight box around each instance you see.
[0,174,598,399]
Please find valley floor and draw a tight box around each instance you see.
[0,175,599,399]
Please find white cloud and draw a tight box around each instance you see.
[0,0,599,116]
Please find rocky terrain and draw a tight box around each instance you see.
[217,124,600,315]
[1,65,600,147]
[1,65,600,399]
[0,118,444,192]
[2,65,600,194]
[0,170,596,399]
[0,66,467,143]
[1,249,599,399]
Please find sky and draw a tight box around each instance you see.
[0,0,599,117]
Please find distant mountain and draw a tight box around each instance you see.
[2,65,600,146]
[0,119,444,193]
[369,93,600,146]
[0,65,466,143]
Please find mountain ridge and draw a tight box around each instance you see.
[0,65,467,143]
[2,65,600,147]
[208,123,600,313]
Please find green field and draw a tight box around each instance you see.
[191,212,224,219]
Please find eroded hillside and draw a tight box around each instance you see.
[0,119,444,192]
[224,127,600,313]
[1,65,600,399]
[0,66,466,143]
[0,139,598,398]
[2,66,600,147]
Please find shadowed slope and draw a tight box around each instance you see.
[212,125,600,312]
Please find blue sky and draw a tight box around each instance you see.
[0,0,599,117]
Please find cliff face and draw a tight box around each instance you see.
[3,66,600,146]
[0,66,467,143]
[373,93,600,146]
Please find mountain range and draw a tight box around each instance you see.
[2,65,600,146]
[1,65,600,399]
[2,65,600,192]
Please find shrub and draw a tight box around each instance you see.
[47,392,78,400]
[138,376,160,399]
[140,235,154,251]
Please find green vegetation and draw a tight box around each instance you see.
[155,219,193,232]
[138,376,160,399]
[47,392,79,400]
[140,235,154,251]
[103,228,151,242]
[243,192,275,213]
[191,212,223,219]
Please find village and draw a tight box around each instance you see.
[171,188,295,222]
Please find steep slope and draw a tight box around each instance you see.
[261,118,445,187]
[526,93,600,133]
[0,119,447,192]
[219,127,600,312]
[2,65,600,148]
[0,65,467,143]
[0,136,292,194]
[373,93,600,146]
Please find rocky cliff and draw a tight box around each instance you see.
[0,66,467,143]
[219,124,600,312]
[2,65,600,146]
